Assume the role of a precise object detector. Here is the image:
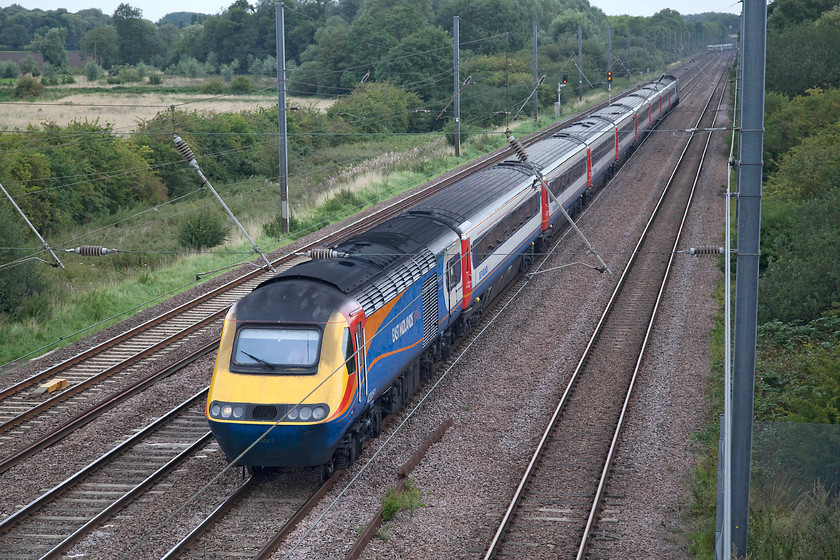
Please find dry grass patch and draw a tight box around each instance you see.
[0,86,333,131]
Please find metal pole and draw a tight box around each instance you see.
[454,15,460,157]
[275,2,289,234]
[0,181,64,269]
[732,0,766,557]
[627,30,631,79]
[653,31,657,71]
[607,26,611,102]
[533,22,538,123]
[578,25,583,101]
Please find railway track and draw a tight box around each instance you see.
[483,55,730,560]
[159,471,327,560]
[0,57,718,558]
[0,391,212,559]
[0,78,673,476]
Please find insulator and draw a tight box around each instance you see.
[173,134,196,164]
[505,130,530,163]
[66,245,115,256]
[307,248,350,260]
[688,246,724,256]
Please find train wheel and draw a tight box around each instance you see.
[321,458,336,482]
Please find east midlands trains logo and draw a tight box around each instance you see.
[391,309,422,343]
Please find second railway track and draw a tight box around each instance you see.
[484,55,731,560]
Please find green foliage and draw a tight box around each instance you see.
[0,60,20,79]
[763,88,840,174]
[766,9,840,97]
[228,75,252,93]
[753,318,840,422]
[13,75,44,98]
[759,138,840,324]
[83,25,119,68]
[27,27,68,68]
[175,55,209,79]
[0,120,166,232]
[113,3,164,66]
[147,73,163,85]
[764,121,840,201]
[219,62,237,82]
[177,207,229,250]
[247,55,276,77]
[0,204,47,316]
[17,55,38,76]
[84,61,104,82]
[376,26,451,103]
[747,485,840,559]
[768,0,840,29]
[135,106,283,198]
[200,80,225,94]
[381,479,425,522]
[328,82,422,134]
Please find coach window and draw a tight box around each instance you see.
[446,254,461,289]
[472,237,483,267]
[343,328,356,375]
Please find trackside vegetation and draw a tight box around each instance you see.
[688,3,840,557]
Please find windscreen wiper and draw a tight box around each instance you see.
[242,351,276,370]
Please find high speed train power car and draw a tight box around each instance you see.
[206,76,679,477]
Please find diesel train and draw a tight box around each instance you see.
[206,75,680,477]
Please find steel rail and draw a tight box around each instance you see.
[0,341,217,475]
[483,54,729,559]
[0,391,213,560]
[575,58,730,560]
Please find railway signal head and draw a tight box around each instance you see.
[607,71,612,83]
[562,74,568,85]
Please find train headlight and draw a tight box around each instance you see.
[233,406,244,419]
[210,403,221,417]
[221,404,233,418]
[313,406,327,420]
[287,407,299,421]
[300,406,312,421]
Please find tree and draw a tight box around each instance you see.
[200,0,258,66]
[377,25,451,103]
[112,3,163,65]
[435,0,541,54]
[0,203,47,317]
[766,9,840,97]
[83,26,118,68]
[327,82,423,133]
[27,27,68,68]
[768,0,839,29]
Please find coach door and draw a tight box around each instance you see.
[355,323,367,404]
[444,241,463,318]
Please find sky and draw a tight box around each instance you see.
[4,0,741,24]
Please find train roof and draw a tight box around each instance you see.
[235,277,349,324]
[409,164,535,227]
[522,134,587,169]
[256,214,453,315]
